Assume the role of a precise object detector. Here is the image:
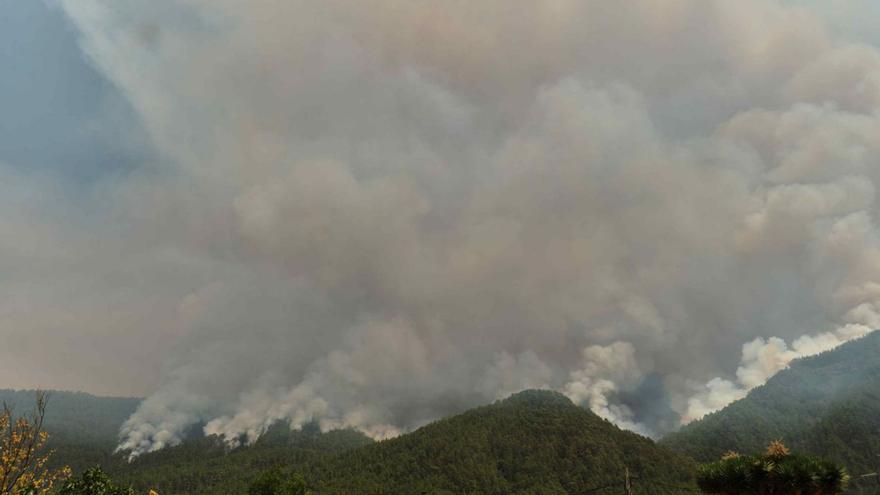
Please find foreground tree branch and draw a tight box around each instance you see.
[0,392,70,495]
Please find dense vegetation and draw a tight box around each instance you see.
[0,392,72,495]
[58,467,137,495]
[104,391,698,493]
[696,441,848,495]
[661,331,880,493]
[287,390,699,494]
[246,469,309,495]
[111,426,372,494]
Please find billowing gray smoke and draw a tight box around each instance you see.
[49,0,880,457]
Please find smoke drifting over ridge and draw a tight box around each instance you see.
[40,0,880,456]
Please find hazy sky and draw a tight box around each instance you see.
[0,1,145,183]
[0,0,157,392]
[4,0,880,455]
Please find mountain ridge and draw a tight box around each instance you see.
[106,389,698,494]
[661,331,880,492]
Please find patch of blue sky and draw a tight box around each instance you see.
[785,0,880,46]
[0,0,151,185]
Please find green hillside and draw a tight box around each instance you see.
[112,425,374,494]
[660,331,880,492]
[112,390,698,494]
[296,390,699,494]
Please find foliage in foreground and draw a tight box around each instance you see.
[57,467,163,495]
[57,467,135,495]
[0,392,70,495]
[696,441,849,495]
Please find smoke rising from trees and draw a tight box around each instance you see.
[11,0,879,456]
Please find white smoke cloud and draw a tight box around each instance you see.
[684,313,877,423]
[564,342,650,435]
[18,0,880,456]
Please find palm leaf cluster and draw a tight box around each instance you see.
[696,442,849,495]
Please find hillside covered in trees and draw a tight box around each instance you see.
[111,424,374,494]
[108,390,697,494]
[291,390,698,494]
[5,388,698,494]
[661,331,880,492]
[0,390,374,493]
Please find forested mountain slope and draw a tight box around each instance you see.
[110,390,697,494]
[113,425,374,494]
[661,331,880,492]
[292,390,699,494]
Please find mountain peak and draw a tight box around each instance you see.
[497,388,575,408]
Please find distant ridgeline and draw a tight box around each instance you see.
[0,389,140,473]
[661,330,880,493]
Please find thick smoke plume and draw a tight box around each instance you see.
[44,0,880,456]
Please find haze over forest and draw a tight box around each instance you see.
[4,0,880,462]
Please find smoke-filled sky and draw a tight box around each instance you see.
[4,0,880,455]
